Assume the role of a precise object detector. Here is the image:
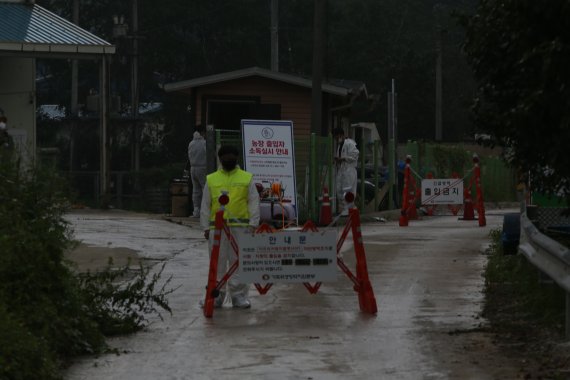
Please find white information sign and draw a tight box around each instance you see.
[241,119,297,208]
[421,178,464,205]
[235,229,338,283]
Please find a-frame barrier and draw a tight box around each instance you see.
[399,154,486,227]
[203,194,378,318]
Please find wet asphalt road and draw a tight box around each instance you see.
[65,209,520,380]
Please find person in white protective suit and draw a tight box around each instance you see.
[187,128,207,218]
[200,145,260,308]
[333,127,359,216]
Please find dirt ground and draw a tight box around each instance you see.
[480,286,570,379]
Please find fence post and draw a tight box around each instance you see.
[116,172,123,209]
[388,139,396,209]
[95,173,100,204]
[473,154,486,227]
[566,293,570,340]
[360,141,366,210]
[206,125,217,174]
[310,133,317,221]
[373,140,380,211]
[327,134,334,214]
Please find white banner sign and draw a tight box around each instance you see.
[241,119,297,208]
[235,230,338,283]
[421,178,464,205]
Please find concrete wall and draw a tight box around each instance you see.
[0,57,36,164]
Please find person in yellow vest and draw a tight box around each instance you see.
[200,145,260,308]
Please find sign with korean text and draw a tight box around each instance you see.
[241,119,297,208]
[235,230,338,283]
[421,178,463,205]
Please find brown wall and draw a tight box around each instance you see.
[194,77,314,138]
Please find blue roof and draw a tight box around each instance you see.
[0,1,114,55]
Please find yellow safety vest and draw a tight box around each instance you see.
[207,167,253,228]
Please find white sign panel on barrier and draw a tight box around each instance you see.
[421,178,464,205]
[235,229,337,283]
[241,119,297,208]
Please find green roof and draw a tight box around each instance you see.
[0,1,114,55]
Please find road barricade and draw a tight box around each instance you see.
[400,154,486,227]
[203,193,378,318]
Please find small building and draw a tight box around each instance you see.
[163,66,367,138]
[0,0,114,174]
[165,66,371,219]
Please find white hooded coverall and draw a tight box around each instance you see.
[187,132,207,217]
[199,172,261,300]
[335,138,359,212]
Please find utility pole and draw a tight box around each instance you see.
[270,0,279,71]
[131,0,140,171]
[434,4,443,141]
[99,56,110,206]
[309,0,326,220]
[70,0,79,172]
[311,0,325,136]
[387,79,398,209]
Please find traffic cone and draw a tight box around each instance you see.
[399,208,409,226]
[462,189,475,221]
[319,186,332,226]
[478,204,486,227]
[448,204,461,216]
[407,197,418,220]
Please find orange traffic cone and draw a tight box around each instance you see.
[319,187,332,226]
[478,205,486,227]
[407,199,418,220]
[399,209,409,226]
[462,189,475,220]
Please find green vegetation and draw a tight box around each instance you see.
[463,0,570,205]
[484,228,565,332]
[431,145,471,178]
[405,141,518,202]
[36,0,477,152]
[0,159,175,380]
[78,261,176,336]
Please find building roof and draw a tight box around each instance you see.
[0,0,115,55]
[164,66,367,98]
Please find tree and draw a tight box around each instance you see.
[36,0,479,169]
[463,0,570,201]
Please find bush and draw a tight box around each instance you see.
[0,160,105,364]
[79,261,176,336]
[0,159,175,379]
[0,304,60,380]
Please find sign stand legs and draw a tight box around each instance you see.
[203,194,378,318]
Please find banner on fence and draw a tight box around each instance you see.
[421,178,463,205]
[235,229,337,283]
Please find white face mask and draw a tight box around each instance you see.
[0,122,6,130]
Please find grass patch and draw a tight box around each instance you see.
[482,228,570,378]
[484,228,565,332]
